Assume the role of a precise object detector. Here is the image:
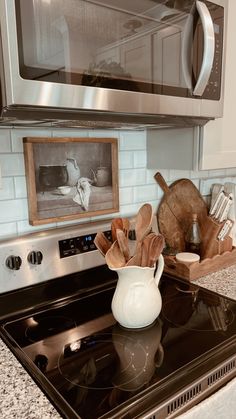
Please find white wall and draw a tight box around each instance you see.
[1,126,236,239]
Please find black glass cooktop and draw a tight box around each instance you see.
[1,272,236,419]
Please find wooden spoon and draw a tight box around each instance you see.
[147,234,165,267]
[111,218,123,242]
[105,240,126,268]
[135,204,153,244]
[116,229,130,262]
[94,232,112,257]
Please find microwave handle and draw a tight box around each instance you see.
[193,0,215,96]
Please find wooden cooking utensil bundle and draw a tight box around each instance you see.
[94,204,165,269]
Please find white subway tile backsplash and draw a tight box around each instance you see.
[190,170,209,179]
[89,130,117,138]
[119,188,133,205]
[133,150,147,168]
[17,220,57,234]
[119,169,146,187]
[14,177,27,198]
[119,203,146,216]
[0,154,25,176]
[133,185,158,203]
[0,199,28,223]
[225,168,236,176]
[1,126,236,238]
[119,131,146,150]
[119,151,133,169]
[0,178,14,200]
[146,169,169,184]
[191,179,200,189]
[169,169,191,181]
[11,128,51,152]
[52,129,89,138]
[0,129,11,152]
[0,222,17,238]
[208,169,227,177]
[56,218,91,227]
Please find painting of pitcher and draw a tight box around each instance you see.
[23,136,119,225]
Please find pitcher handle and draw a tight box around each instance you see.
[154,254,164,286]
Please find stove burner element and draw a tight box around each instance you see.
[162,288,234,332]
[58,321,163,392]
[25,315,77,342]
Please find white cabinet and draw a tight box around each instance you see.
[200,0,236,170]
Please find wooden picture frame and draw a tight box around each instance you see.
[23,137,119,225]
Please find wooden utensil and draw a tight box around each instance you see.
[140,233,156,267]
[126,241,142,266]
[94,232,112,256]
[135,203,153,244]
[147,234,165,267]
[116,229,130,262]
[105,240,126,268]
[111,218,123,242]
[155,172,208,252]
[121,218,130,239]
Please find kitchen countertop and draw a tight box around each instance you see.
[1,265,236,419]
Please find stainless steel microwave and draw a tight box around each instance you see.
[0,0,226,128]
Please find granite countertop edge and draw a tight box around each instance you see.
[1,264,236,418]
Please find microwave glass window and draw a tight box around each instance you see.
[15,0,223,99]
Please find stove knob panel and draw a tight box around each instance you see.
[6,255,22,270]
[28,251,43,265]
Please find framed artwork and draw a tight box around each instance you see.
[23,137,119,225]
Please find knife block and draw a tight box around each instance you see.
[201,216,233,259]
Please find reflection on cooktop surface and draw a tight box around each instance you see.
[2,276,236,419]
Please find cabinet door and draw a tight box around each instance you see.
[120,35,152,83]
[200,0,236,170]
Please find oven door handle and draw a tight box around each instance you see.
[193,0,215,96]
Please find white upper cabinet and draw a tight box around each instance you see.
[200,0,236,170]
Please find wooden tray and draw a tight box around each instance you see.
[164,246,236,281]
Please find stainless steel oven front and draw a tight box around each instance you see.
[0,0,226,123]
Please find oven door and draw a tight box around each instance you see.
[0,0,225,119]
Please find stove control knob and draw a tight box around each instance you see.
[28,251,43,265]
[6,255,22,270]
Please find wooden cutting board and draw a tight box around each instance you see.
[155,172,208,252]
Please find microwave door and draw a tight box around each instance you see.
[181,13,194,92]
[181,1,216,98]
[193,0,215,96]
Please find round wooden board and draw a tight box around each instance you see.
[157,178,208,252]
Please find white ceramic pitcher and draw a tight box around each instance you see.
[110,254,164,329]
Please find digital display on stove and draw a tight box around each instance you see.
[2,276,236,419]
[59,230,112,258]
